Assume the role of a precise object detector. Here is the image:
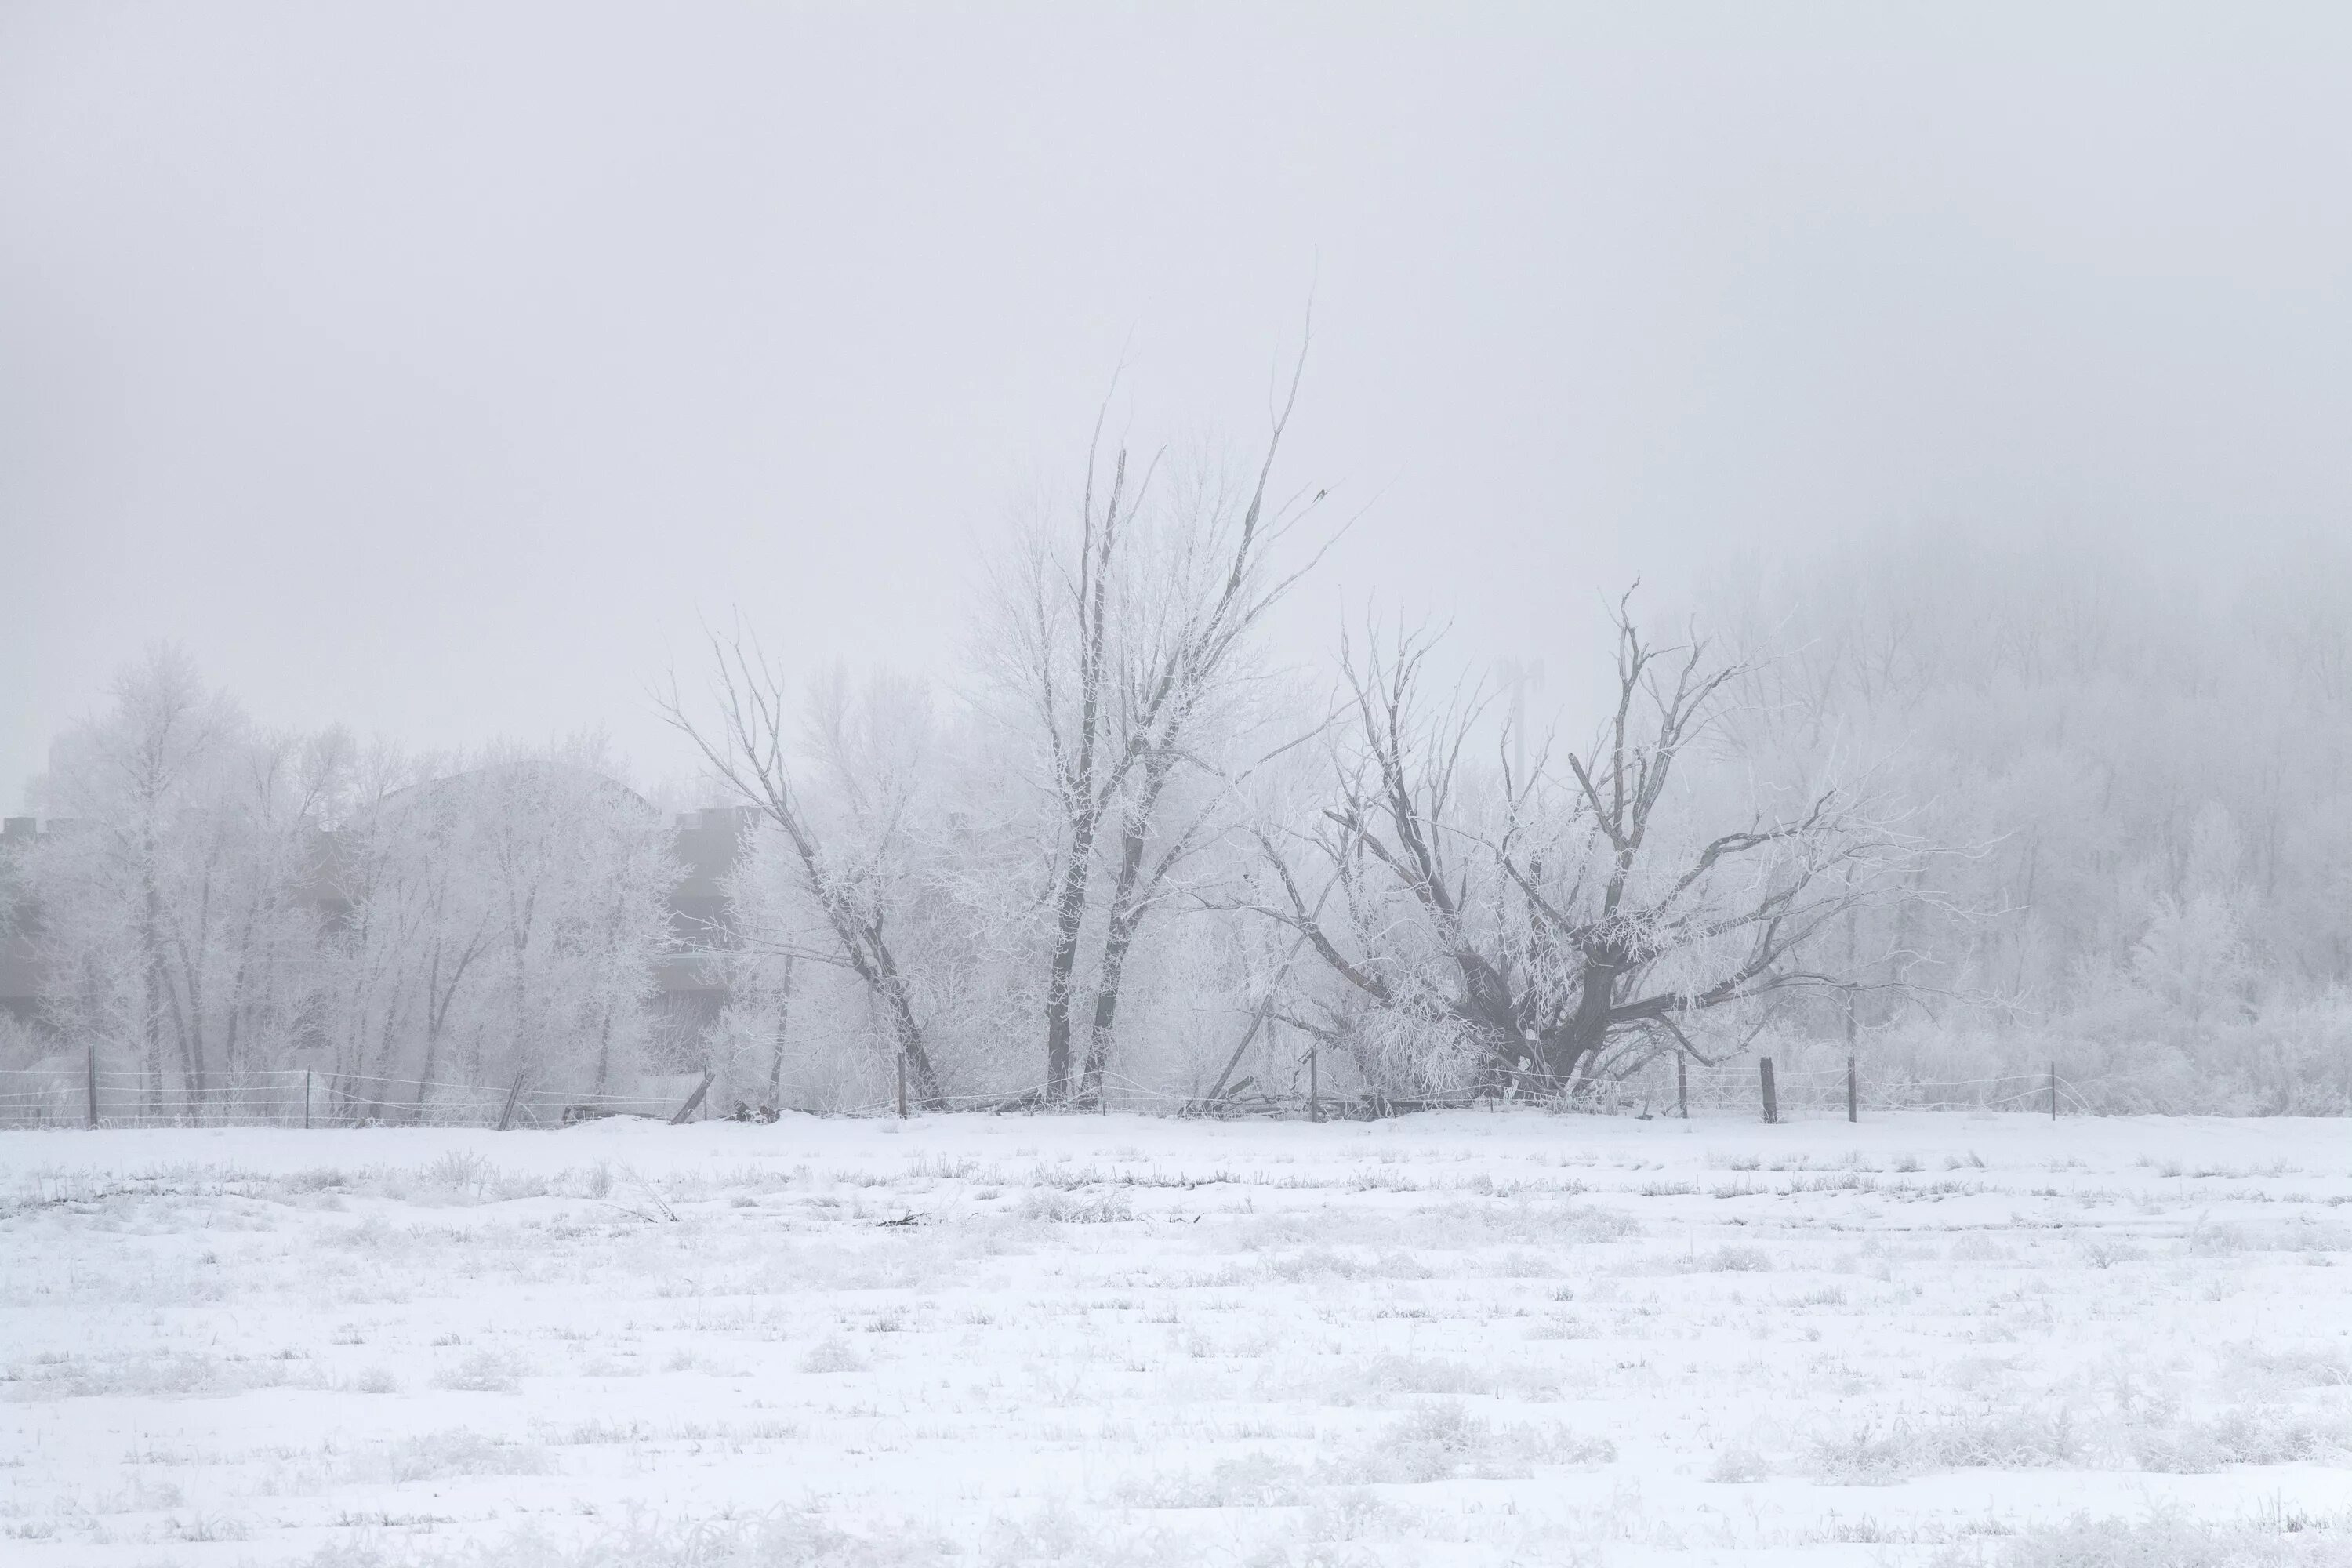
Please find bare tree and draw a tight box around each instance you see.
[1521,604,1896,1083]
[987,347,1329,1099]
[1246,601,1903,1097]
[661,626,944,1103]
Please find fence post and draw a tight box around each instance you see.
[496,1073,525,1132]
[896,1054,908,1119]
[304,1069,313,1130]
[2049,1062,2057,1122]
[1203,1002,1269,1109]
[1846,1054,1857,1123]
[85,1042,97,1129]
[1308,1046,1319,1123]
[1676,1053,1688,1120]
[668,1069,713,1125]
[1759,1057,1778,1125]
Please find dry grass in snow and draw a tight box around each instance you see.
[2,1110,2349,1566]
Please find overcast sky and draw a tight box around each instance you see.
[5,4,2350,810]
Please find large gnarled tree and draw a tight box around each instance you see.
[1248,601,1904,1095]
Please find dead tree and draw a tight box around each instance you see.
[660,626,943,1105]
[1514,601,1886,1085]
[1246,601,1901,1095]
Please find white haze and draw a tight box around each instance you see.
[8,4,2352,803]
[14,16,2352,1566]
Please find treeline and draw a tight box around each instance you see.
[1,663,679,1113]
[7,412,2350,1116]
[1704,535,2352,1112]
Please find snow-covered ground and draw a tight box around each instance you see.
[2,1110,2348,1566]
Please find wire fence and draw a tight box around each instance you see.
[0,1051,2085,1131]
[1603,1054,2092,1120]
[0,1068,720,1131]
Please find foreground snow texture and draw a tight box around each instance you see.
[3,1114,2350,1568]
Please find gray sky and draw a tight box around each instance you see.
[5,3,2350,809]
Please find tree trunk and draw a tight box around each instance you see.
[1451,953,1526,1083]
[1079,799,1161,1099]
[1079,907,1142,1099]
[140,842,164,1116]
[878,975,941,1103]
[163,931,203,1119]
[1547,954,1619,1087]
[767,954,794,1105]
[1041,837,1098,1098]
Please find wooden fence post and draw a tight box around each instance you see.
[1846,1054,1857,1123]
[896,1054,908,1119]
[85,1042,97,1130]
[1308,1046,1319,1123]
[1759,1057,1778,1125]
[496,1073,525,1132]
[1203,1002,1269,1109]
[2049,1062,2058,1122]
[669,1069,712,1126]
[1676,1054,1688,1120]
[304,1069,313,1130]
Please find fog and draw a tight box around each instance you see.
[13,19,2352,1563]
[9,4,2351,804]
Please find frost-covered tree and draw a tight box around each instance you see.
[20,648,680,1120]
[978,352,1327,1100]
[326,743,680,1108]
[1246,604,1904,1098]
[1701,533,2352,1109]
[27,649,342,1113]
[663,636,966,1103]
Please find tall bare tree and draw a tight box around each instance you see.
[986,347,1328,1099]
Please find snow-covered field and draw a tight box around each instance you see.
[2,1111,2349,1567]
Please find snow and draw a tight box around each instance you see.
[2,1109,2348,1566]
